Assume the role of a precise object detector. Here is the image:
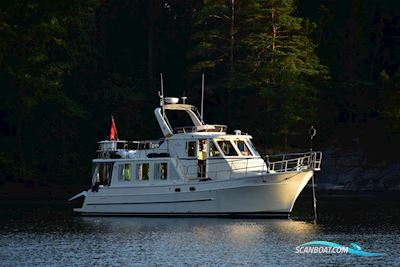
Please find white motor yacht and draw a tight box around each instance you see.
[69,95,322,217]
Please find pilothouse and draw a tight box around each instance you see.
[69,93,322,217]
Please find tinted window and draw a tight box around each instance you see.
[247,140,260,156]
[187,141,197,157]
[235,140,253,156]
[137,163,149,180]
[217,141,238,156]
[119,164,132,181]
[154,162,168,180]
[209,141,221,157]
[98,163,113,185]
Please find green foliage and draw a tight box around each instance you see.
[190,0,329,145]
[0,0,99,182]
[1,0,400,186]
[189,1,234,84]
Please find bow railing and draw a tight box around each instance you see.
[265,151,322,173]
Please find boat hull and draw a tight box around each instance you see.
[73,170,313,217]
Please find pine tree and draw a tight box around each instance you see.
[189,0,234,84]
[190,0,329,147]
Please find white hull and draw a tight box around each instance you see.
[74,170,313,217]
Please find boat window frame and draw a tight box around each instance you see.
[186,141,197,158]
[208,139,223,158]
[118,163,132,182]
[92,164,99,186]
[136,162,150,181]
[92,162,114,186]
[154,162,168,181]
[234,139,254,157]
[246,139,260,156]
[213,139,241,157]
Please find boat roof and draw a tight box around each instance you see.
[166,132,253,140]
[163,104,197,111]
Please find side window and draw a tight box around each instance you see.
[247,140,260,156]
[209,141,221,157]
[154,162,168,180]
[217,140,238,156]
[187,141,197,157]
[136,163,150,181]
[235,140,253,156]
[98,163,113,185]
[119,164,132,181]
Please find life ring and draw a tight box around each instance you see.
[102,151,110,159]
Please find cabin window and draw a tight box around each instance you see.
[209,141,221,157]
[235,140,253,156]
[119,163,132,181]
[217,140,238,156]
[94,163,113,186]
[154,162,168,180]
[247,140,260,156]
[137,163,150,181]
[187,141,197,157]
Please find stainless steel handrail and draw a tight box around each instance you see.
[265,151,322,173]
[172,151,322,180]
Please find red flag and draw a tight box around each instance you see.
[110,116,118,141]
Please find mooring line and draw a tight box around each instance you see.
[311,174,318,223]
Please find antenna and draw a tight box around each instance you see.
[159,73,166,119]
[201,73,205,121]
[160,73,165,105]
[181,88,187,104]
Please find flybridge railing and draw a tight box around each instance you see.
[97,140,164,159]
[174,124,227,134]
[97,140,161,151]
[265,151,322,173]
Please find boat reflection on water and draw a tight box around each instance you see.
[1,195,397,267]
[79,216,320,242]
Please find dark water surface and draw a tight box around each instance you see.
[0,192,399,266]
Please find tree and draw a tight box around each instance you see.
[189,0,329,147]
[189,0,237,90]
[0,0,99,182]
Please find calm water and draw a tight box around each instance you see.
[0,193,399,266]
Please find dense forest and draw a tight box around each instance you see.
[0,0,399,185]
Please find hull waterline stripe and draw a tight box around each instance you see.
[86,198,214,206]
[78,211,290,218]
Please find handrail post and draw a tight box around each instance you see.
[245,158,248,177]
[262,160,265,174]
[229,160,233,179]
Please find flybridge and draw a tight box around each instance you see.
[155,73,228,136]
[155,102,228,136]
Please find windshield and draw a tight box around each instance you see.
[234,140,253,156]
[247,140,260,156]
[209,141,221,157]
[217,140,238,156]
